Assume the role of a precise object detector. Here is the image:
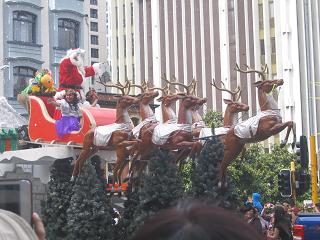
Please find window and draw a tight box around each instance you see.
[13,66,36,96]
[115,7,118,29]
[13,11,36,43]
[131,2,134,25]
[124,35,126,57]
[91,48,99,58]
[123,4,126,27]
[90,9,98,18]
[116,36,119,59]
[260,39,265,55]
[258,4,264,30]
[91,22,98,32]
[90,0,97,5]
[91,35,99,45]
[58,19,79,49]
[269,1,275,28]
[132,33,134,56]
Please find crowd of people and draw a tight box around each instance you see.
[240,192,320,240]
[1,195,320,240]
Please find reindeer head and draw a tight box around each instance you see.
[211,79,249,113]
[131,79,159,105]
[223,99,249,113]
[192,97,207,111]
[98,78,139,108]
[156,75,183,106]
[253,79,284,93]
[113,94,139,108]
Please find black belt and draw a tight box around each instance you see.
[60,84,83,90]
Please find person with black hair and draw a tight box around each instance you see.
[241,205,264,235]
[267,205,293,240]
[130,202,264,240]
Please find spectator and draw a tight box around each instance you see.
[252,192,263,213]
[241,205,264,235]
[314,202,320,213]
[291,207,300,224]
[0,209,45,240]
[282,200,292,223]
[245,196,253,206]
[131,202,264,240]
[267,205,293,240]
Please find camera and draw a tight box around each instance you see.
[0,179,33,224]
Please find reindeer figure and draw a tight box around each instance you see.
[218,64,296,186]
[151,79,203,157]
[129,76,185,175]
[71,80,140,185]
[209,79,249,136]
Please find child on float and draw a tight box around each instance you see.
[48,89,82,138]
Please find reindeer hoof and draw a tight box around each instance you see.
[218,181,228,188]
[280,140,287,148]
[70,176,76,182]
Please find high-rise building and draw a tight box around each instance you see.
[107,0,136,93]
[112,0,318,147]
[84,0,108,91]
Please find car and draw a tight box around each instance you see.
[293,212,320,240]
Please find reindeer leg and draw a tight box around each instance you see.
[218,143,244,188]
[71,131,95,180]
[269,121,294,148]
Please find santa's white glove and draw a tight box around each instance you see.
[54,90,66,100]
[92,62,109,77]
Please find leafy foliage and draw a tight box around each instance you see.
[203,109,223,128]
[190,136,239,209]
[66,161,115,240]
[127,149,184,237]
[179,158,194,192]
[42,158,74,240]
[228,144,296,204]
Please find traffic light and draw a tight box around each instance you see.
[295,135,309,168]
[278,169,292,197]
[295,171,311,196]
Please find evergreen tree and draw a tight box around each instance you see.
[41,158,73,240]
[190,135,239,209]
[114,178,140,240]
[66,161,115,240]
[128,149,184,237]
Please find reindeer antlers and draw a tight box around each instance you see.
[164,75,197,95]
[211,79,241,102]
[97,78,131,95]
[235,63,268,81]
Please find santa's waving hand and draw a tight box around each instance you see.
[57,48,108,100]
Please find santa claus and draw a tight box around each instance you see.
[56,48,107,100]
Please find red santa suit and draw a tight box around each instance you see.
[58,57,95,91]
[54,48,107,119]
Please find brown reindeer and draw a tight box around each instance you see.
[212,79,249,128]
[129,76,185,175]
[71,80,140,184]
[218,64,296,186]
[151,79,203,158]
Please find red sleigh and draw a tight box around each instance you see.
[28,96,116,146]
